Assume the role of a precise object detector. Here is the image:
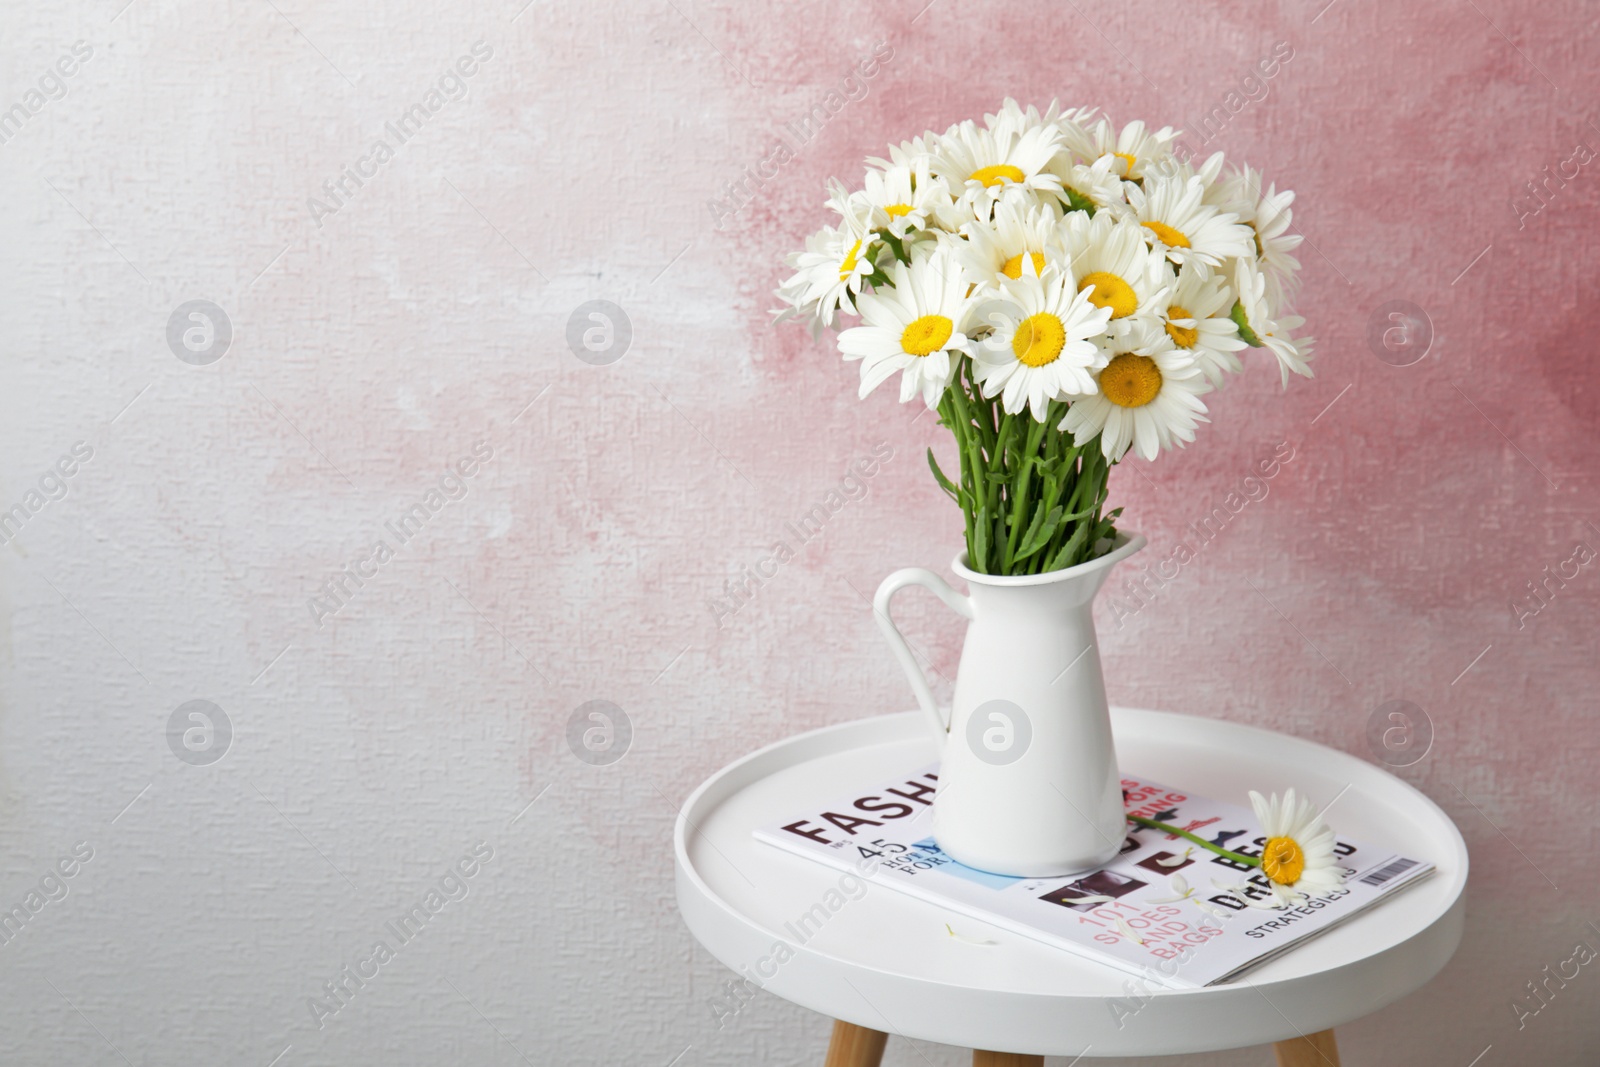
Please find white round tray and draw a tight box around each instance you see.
[674,708,1467,1057]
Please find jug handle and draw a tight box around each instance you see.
[873,568,974,752]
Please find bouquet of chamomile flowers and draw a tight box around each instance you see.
[775,100,1313,576]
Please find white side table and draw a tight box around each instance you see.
[674,709,1467,1065]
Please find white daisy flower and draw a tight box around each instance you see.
[1147,149,1228,192]
[1045,154,1126,218]
[984,97,1058,139]
[1215,166,1303,308]
[1126,173,1254,275]
[1161,270,1247,387]
[1084,117,1178,181]
[1233,258,1315,386]
[984,97,1098,144]
[1192,150,1230,190]
[972,260,1111,420]
[1249,788,1344,907]
[1061,319,1210,461]
[851,157,955,238]
[930,119,1066,214]
[950,199,1069,290]
[867,131,940,172]
[838,247,977,408]
[773,182,880,334]
[1063,212,1173,325]
[1052,108,1102,164]
[1250,183,1303,309]
[773,223,877,335]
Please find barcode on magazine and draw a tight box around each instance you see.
[1359,857,1418,886]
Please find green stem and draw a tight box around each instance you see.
[1003,416,1049,568]
[1127,815,1262,869]
[990,412,1017,480]
[1039,416,1078,571]
[944,377,990,568]
[930,376,1119,576]
[963,367,1003,538]
[937,391,975,554]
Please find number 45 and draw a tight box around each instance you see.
[858,839,908,859]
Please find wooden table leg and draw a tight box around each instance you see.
[824,1020,889,1067]
[972,1052,1043,1067]
[1273,1028,1341,1067]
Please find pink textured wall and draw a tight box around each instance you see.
[1,1,1596,1065]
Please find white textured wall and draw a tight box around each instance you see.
[2,2,1598,1065]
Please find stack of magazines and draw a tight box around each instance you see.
[756,764,1433,988]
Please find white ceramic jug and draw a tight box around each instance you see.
[873,532,1145,877]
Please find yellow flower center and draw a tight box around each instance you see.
[1144,220,1191,248]
[1078,271,1138,319]
[885,203,913,218]
[901,314,954,357]
[1261,836,1306,886]
[1011,313,1067,367]
[1100,353,1162,407]
[1113,151,1138,174]
[1165,305,1199,348]
[970,164,1026,187]
[838,239,862,281]
[1001,251,1046,279]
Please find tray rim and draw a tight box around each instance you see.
[673,707,1468,1055]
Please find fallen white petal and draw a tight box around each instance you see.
[944,922,999,945]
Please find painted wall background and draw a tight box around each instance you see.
[1,1,1597,1064]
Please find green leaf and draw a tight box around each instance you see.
[1045,520,1093,571]
[1015,504,1064,561]
[1229,299,1264,347]
[879,231,911,265]
[1086,508,1124,560]
[1062,187,1096,215]
[926,448,958,502]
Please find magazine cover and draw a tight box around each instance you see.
[756,764,1433,988]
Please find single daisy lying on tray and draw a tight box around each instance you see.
[1128,787,1345,908]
